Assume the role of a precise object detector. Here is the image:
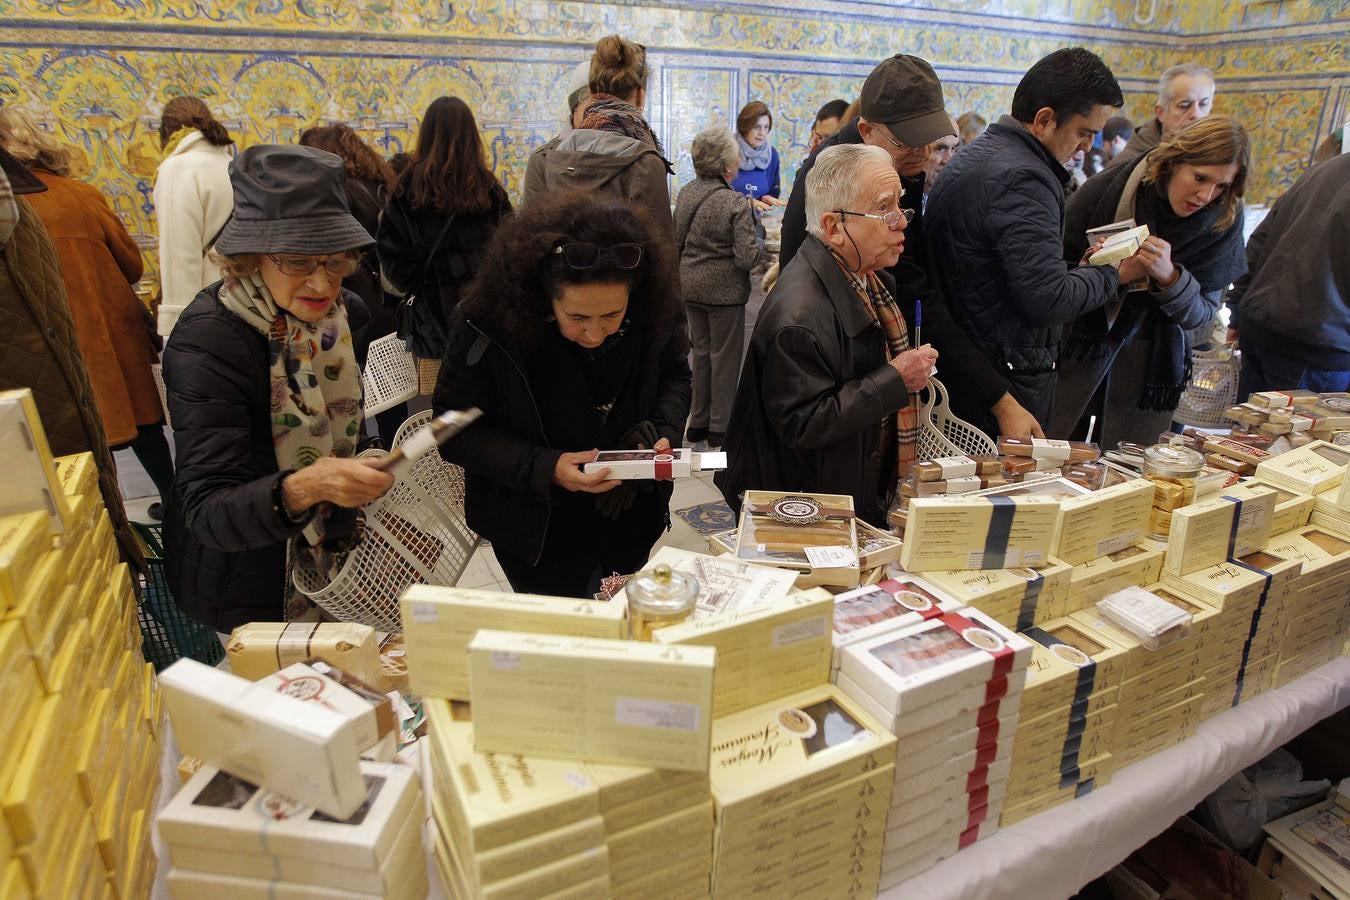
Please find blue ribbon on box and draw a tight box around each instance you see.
[983,496,1017,568]
[1227,553,1274,707]
[1014,571,1045,632]
[1023,626,1098,790]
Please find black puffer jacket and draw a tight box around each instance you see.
[433,306,691,567]
[161,284,366,632]
[924,119,1120,430]
[376,186,511,359]
[715,236,910,526]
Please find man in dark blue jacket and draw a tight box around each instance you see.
[925,47,1149,437]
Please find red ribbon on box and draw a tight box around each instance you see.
[965,763,991,795]
[653,453,675,481]
[877,579,945,619]
[938,610,1016,680]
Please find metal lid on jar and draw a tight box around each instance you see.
[626,563,699,616]
[1142,443,1205,478]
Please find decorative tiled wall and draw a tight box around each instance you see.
[1,0,1345,275]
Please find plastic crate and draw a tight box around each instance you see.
[133,522,224,671]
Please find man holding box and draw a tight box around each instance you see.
[718,144,938,526]
[925,47,1150,437]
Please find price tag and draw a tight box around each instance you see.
[803,545,858,569]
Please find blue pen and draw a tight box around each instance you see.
[914,298,922,348]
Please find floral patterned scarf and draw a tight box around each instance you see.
[216,273,363,471]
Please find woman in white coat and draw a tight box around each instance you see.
[153,96,234,338]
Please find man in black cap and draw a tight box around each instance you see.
[779,54,1031,439]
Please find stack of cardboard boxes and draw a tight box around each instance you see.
[833,608,1032,888]
[0,389,160,900]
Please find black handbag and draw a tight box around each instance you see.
[395,213,456,352]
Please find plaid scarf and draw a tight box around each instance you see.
[579,94,665,155]
[843,269,920,479]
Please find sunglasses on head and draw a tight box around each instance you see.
[552,242,645,270]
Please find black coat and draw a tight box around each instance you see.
[779,121,1010,415]
[715,236,910,526]
[924,120,1120,431]
[343,175,398,352]
[433,307,692,567]
[161,284,366,632]
[376,187,511,359]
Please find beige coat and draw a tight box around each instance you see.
[153,131,233,336]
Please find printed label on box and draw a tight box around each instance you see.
[772,615,829,648]
[804,546,858,568]
[408,602,438,624]
[490,651,520,670]
[614,697,700,732]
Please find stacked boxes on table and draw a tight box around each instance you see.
[1,388,160,900]
[424,700,712,900]
[1069,598,1209,768]
[160,762,426,900]
[919,561,1072,631]
[833,608,1032,888]
[1062,543,1166,615]
[1000,618,1127,824]
[1265,526,1350,686]
[706,686,896,899]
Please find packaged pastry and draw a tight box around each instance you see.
[997,437,1100,463]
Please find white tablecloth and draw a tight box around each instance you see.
[884,657,1350,900]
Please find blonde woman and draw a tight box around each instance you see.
[1054,115,1250,445]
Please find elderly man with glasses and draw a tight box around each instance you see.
[717,144,938,526]
[779,54,1020,445]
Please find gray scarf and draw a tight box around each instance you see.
[737,134,772,171]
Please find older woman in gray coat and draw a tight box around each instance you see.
[674,127,765,448]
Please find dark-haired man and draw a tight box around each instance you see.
[809,99,850,152]
[925,47,1148,435]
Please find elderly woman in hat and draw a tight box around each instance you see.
[162,144,394,634]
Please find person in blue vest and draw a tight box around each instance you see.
[734,101,785,213]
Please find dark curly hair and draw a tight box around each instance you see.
[459,191,680,350]
[298,124,394,188]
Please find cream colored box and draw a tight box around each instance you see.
[596,776,709,835]
[856,519,904,570]
[158,658,372,819]
[1266,526,1350,582]
[1165,488,1278,576]
[403,584,627,700]
[1065,543,1165,612]
[715,826,886,897]
[835,666,1022,740]
[1160,558,1269,609]
[901,495,1060,572]
[827,577,962,669]
[1052,480,1154,566]
[54,451,98,503]
[653,588,831,716]
[734,490,860,588]
[838,607,1032,716]
[166,803,423,896]
[226,621,380,684]
[2,694,70,847]
[893,712,1018,783]
[582,759,708,816]
[1255,440,1350,494]
[255,661,397,757]
[1036,615,1130,691]
[605,800,711,883]
[707,685,896,829]
[890,752,1013,809]
[920,560,1071,630]
[468,630,716,772]
[617,546,797,619]
[158,760,420,869]
[0,512,48,614]
[165,864,428,900]
[423,698,599,854]
[1244,481,1316,535]
[0,389,73,535]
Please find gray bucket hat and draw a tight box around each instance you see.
[212,144,374,256]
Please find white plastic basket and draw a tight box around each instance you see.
[291,411,478,632]
[1174,344,1241,429]
[917,376,998,461]
[362,334,419,417]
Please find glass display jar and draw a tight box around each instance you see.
[626,563,699,640]
[1142,443,1205,538]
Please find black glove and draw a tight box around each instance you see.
[595,482,637,519]
[619,420,661,450]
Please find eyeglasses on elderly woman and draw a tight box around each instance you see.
[266,253,362,278]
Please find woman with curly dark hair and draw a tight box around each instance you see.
[433,192,691,597]
[377,97,511,389]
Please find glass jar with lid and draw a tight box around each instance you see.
[1142,442,1206,537]
[625,563,699,640]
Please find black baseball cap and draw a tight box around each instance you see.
[859,55,955,148]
